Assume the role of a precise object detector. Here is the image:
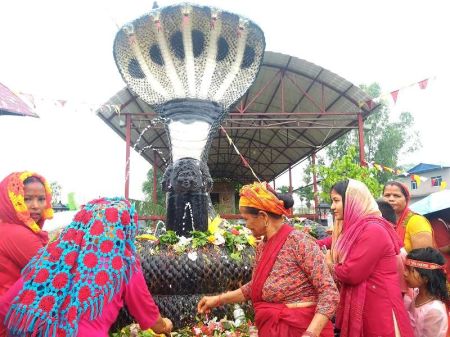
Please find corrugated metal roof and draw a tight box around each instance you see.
[97,51,378,183]
[408,163,449,174]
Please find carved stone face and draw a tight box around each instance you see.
[171,159,203,193]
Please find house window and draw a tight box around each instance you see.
[431,176,442,187]
[411,181,418,190]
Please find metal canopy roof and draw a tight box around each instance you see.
[97,51,377,183]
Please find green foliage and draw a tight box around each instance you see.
[277,185,290,194]
[139,168,166,216]
[326,82,421,184]
[133,200,166,217]
[295,156,324,210]
[190,230,210,248]
[318,146,382,202]
[158,230,180,245]
[67,192,78,210]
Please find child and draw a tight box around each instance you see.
[403,247,449,337]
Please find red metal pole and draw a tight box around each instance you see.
[125,114,131,199]
[357,113,366,165]
[311,153,319,214]
[288,165,293,215]
[288,166,293,193]
[152,152,158,205]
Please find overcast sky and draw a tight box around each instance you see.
[0,0,448,203]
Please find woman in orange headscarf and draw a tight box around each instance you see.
[198,182,339,337]
[0,171,54,337]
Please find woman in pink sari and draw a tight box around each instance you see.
[326,179,414,337]
[198,182,339,337]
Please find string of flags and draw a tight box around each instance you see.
[220,126,261,182]
[357,77,436,109]
[368,162,447,190]
[11,90,122,115]
[3,75,436,116]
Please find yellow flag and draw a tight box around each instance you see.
[440,181,447,190]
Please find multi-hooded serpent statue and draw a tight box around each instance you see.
[112,3,265,330]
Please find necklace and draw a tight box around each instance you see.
[414,296,435,307]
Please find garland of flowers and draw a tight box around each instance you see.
[112,317,257,337]
[136,217,256,261]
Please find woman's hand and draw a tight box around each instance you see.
[162,318,173,336]
[325,250,333,266]
[197,295,219,314]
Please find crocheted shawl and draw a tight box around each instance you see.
[5,197,138,337]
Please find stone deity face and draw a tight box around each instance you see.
[171,159,203,193]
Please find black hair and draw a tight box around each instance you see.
[330,180,349,209]
[407,247,449,302]
[376,199,396,225]
[383,181,409,199]
[23,176,44,186]
[241,192,294,219]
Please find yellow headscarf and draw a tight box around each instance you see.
[239,182,290,216]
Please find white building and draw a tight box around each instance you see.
[397,163,450,203]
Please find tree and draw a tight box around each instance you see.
[318,146,382,202]
[49,181,62,206]
[295,156,324,210]
[136,167,166,216]
[277,185,290,194]
[142,167,165,205]
[326,83,421,183]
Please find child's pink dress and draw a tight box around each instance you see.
[404,291,448,337]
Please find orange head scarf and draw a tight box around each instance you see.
[239,182,290,216]
[0,171,53,234]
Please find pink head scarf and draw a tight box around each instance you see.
[331,179,401,337]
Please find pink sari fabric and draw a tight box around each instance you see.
[331,179,401,337]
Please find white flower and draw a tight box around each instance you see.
[214,233,225,245]
[178,236,192,246]
[187,251,198,261]
[236,243,245,251]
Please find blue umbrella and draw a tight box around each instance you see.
[410,189,450,215]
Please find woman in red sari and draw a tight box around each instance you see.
[198,182,339,337]
[326,179,414,337]
[0,171,54,337]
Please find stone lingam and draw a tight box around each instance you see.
[112,3,265,330]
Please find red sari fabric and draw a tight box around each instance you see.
[250,224,333,336]
[254,303,333,337]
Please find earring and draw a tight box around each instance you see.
[265,221,268,227]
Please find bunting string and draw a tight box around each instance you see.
[220,126,261,183]
[358,76,436,109]
[368,161,447,190]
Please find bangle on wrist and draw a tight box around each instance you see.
[302,331,317,337]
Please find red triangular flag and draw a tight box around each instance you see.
[390,90,399,103]
[240,154,249,167]
[366,100,374,109]
[418,79,428,90]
